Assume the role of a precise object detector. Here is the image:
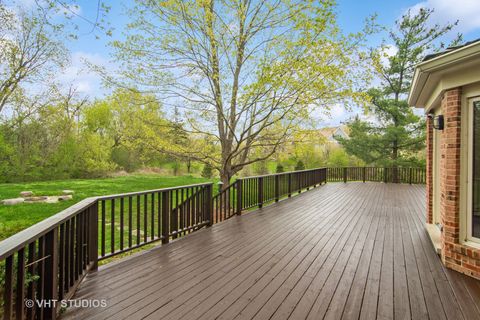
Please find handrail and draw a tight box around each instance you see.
[0,182,214,320]
[96,182,213,200]
[0,198,98,261]
[0,182,212,260]
[327,167,426,184]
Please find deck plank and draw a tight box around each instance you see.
[62,182,480,320]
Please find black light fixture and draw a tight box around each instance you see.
[433,115,444,130]
[427,112,444,130]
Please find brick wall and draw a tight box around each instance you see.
[439,87,480,279]
[426,115,433,224]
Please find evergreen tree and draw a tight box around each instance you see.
[201,164,213,179]
[295,160,305,171]
[338,8,460,172]
[276,164,284,173]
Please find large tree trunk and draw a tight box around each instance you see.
[392,139,398,183]
[220,158,233,190]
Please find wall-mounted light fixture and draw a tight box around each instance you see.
[433,115,444,130]
[427,113,444,130]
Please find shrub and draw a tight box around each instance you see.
[276,163,284,173]
[294,160,305,171]
[201,163,213,178]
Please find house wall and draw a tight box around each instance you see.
[439,86,480,279]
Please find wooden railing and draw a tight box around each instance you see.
[96,183,212,260]
[212,168,328,223]
[327,167,426,184]
[0,183,213,320]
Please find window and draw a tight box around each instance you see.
[473,101,480,238]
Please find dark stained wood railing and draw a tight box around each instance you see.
[0,198,98,320]
[96,183,212,260]
[212,168,328,223]
[212,182,237,223]
[327,167,426,184]
[0,183,213,320]
[239,168,327,210]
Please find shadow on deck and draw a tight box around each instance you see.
[63,182,480,320]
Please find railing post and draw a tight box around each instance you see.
[89,202,99,271]
[161,191,169,244]
[236,179,242,215]
[306,171,310,191]
[384,167,388,183]
[409,167,413,185]
[258,177,264,208]
[288,173,292,197]
[275,174,280,202]
[206,184,213,226]
[363,167,366,183]
[44,228,58,320]
[343,167,347,183]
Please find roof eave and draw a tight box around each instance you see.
[408,41,480,109]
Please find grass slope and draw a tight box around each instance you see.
[0,175,211,241]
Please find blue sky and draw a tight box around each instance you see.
[22,0,480,126]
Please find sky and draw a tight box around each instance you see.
[17,0,480,127]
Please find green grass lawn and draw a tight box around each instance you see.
[0,174,212,241]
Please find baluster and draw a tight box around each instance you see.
[120,198,124,251]
[136,195,141,245]
[89,202,98,270]
[110,199,115,254]
[101,200,105,257]
[16,248,25,320]
[4,255,13,319]
[258,177,264,208]
[162,191,169,244]
[151,193,155,240]
[143,194,148,243]
[129,196,133,248]
[236,179,243,215]
[43,228,58,320]
[275,175,280,202]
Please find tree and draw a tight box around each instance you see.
[276,164,284,173]
[295,160,305,171]
[201,164,213,179]
[83,89,172,171]
[109,0,373,187]
[0,5,67,114]
[338,8,460,172]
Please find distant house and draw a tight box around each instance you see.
[318,126,349,145]
[409,39,480,279]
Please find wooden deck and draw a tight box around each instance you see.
[63,182,480,320]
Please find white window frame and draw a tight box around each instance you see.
[467,97,480,243]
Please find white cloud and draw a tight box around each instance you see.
[408,0,480,34]
[379,44,398,67]
[311,103,350,127]
[56,51,108,96]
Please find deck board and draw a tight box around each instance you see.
[62,182,480,320]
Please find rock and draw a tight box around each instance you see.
[24,196,48,202]
[2,198,25,205]
[44,197,60,204]
[62,190,74,195]
[20,191,34,197]
[58,195,73,201]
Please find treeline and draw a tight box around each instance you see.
[0,89,182,182]
[0,87,363,183]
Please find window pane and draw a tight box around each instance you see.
[473,101,480,238]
